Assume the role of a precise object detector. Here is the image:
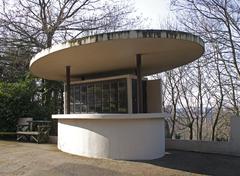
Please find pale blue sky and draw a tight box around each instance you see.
[134,0,172,28]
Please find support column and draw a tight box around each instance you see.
[127,76,133,113]
[136,54,143,113]
[66,66,71,114]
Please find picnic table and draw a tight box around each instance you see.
[16,120,51,143]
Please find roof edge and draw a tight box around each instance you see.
[29,30,204,69]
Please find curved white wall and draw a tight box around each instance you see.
[55,114,165,160]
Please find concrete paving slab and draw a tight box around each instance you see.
[0,140,239,176]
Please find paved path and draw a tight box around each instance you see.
[0,140,240,176]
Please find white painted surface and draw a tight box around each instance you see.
[52,113,167,120]
[54,113,165,160]
[147,79,162,113]
[30,30,204,81]
[166,116,240,156]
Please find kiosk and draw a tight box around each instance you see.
[30,30,204,160]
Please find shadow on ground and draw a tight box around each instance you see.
[142,150,240,176]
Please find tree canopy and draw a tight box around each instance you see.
[0,0,141,132]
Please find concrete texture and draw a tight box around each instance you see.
[29,30,204,81]
[54,114,165,160]
[147,79,162,113]
[166,139,232,155]
[1,140,240,176]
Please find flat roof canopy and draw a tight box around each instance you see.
[30,30,204,81]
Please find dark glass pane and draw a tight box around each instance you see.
[70,87,74,113]
[110,102,117,112]
[102,82,110,102]
[142,80,147,113]
[103,101,110,112]
[75,104,81,113]
[87,84,94,93]
[88,104,95,113]
[95,103,102,113]
[80,85,87,104]
[95,83,102,112]
[70,87,74,104]
[87,93,94,104]
[81,105,87,113]
[74,86,80,113]
[110,81,118,112]
[95,83,102,104]
[102,82,110,112]
[87,84,95,112]
[70,104,74,113]
[74,86,80,103]
[110,81,118,102]
[132,79,138,113]
[118,80,127,113]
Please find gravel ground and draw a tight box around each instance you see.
[0,140,239,176]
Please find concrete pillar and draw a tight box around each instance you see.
[66,66,71,114]
[136,54,143,113]
[127,76,133,113]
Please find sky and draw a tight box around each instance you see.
[134,0,172,28]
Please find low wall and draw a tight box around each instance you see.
[166,139,239,156]
[166,117,240,156]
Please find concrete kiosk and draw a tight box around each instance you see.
[30,30,204,160]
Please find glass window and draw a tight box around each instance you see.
[70,79,128,114]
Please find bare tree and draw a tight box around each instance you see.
[0,0,141,115]
[162,69,181,139]
[171,0,240,78]
[0,0,140,48]
[162,0,240,141]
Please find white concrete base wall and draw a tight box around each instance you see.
[57,116,165,160]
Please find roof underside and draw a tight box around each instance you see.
[30,30,204,81]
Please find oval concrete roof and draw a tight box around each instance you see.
[30,30,204,81]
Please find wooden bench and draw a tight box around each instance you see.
[16,121,51,143]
